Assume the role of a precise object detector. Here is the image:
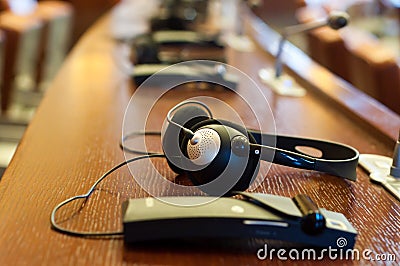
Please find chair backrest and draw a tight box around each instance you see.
[307,27,352,82]
[346,41,400,114]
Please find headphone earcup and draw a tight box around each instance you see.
[162,105,210,174]
[181,119,260,194]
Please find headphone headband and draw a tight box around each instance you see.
[249,130,359,180]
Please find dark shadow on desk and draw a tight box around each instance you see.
[123,238,359,265]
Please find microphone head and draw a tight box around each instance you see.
[186,128,221,166]
[327,11,349,30]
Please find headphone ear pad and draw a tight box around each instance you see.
[162,105,210,174]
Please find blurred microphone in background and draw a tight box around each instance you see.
[275,11,349,78]
[259,11,349,97]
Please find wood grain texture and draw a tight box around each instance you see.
[0,5,399,266]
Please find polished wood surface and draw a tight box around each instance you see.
[0,6,399,265]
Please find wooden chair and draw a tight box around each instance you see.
[0,10,43,116]
[0,30,4,96]
[0,29,24,178]
[33,1,74,91]
[0,2,73,177]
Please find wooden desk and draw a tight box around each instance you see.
[0,6,399,265]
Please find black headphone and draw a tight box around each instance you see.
[150,0,208,31]
[160,101,359,196]
[131,32,224,65]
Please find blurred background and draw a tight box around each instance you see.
[0,0,399,177]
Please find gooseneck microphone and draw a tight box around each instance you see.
[275,11,349,78]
